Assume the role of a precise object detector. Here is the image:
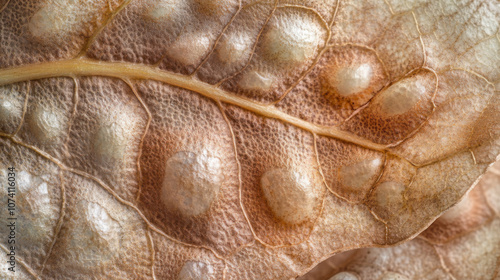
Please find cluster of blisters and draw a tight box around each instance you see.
[195,2,278,84]
[0,79,151,279]
[341,69,437,144]
[88,0,240,71]
[7,77,148,202]
[0,0,499,279]
[220,6,328,102]
[391,70,496,165]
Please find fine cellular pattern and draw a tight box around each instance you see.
[300,160,500,280]
[0,0,498,279]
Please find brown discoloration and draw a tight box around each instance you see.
[0,0,499,279]
[320,46,388,109]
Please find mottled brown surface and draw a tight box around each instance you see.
[0,0,498,279]
[300,160,500,280]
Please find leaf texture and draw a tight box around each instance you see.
[299,160,500,280]
[0,0,498,279]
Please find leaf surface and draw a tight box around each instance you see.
[0,0,498,279]
[300,160,500,280]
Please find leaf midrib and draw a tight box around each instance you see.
[0,58,387,151]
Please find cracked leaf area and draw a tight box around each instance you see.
[0,0,498,279]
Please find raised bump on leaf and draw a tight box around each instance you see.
[145,0,187,22]
[85,201,121,244]
[93,111,133,164]
[342,70,437,144]
[28,0,106,44]
[161,150,223,217]
[0,143,65,273]
[261,168,320,224]
[137,81,252,255]
[224,104,325,245]
[0,169,58,245]
[339,158,382,193]
[60,77,148,202]
[318,46,388,109]
[0,98,20,120]
[373,78,427,116]
[390,70,495,164]
[167,33,212,66]
[217,32,253,64]
[15,78,74,158]
[151,229,225,279]
[65,200,122,268]
[0,90,22,132]
[307,162,500,280]
[17,172,54,241]
[28,105,65,143]
[328,64,373,98]
[0,83,29,135]
[1,0,500,278]
[220,6,329,103]
[195,2,276,84]
[41,172,152,279]
[178,261,214,280]
[316,136,385,202]
[262,13,323,65]
[238,70,275,91]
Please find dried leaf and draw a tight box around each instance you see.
[0,0,498,279]
[301,160,500,280]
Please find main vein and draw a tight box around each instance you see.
[0,58,387,151]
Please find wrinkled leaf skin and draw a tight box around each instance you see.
[0,0,498,279]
